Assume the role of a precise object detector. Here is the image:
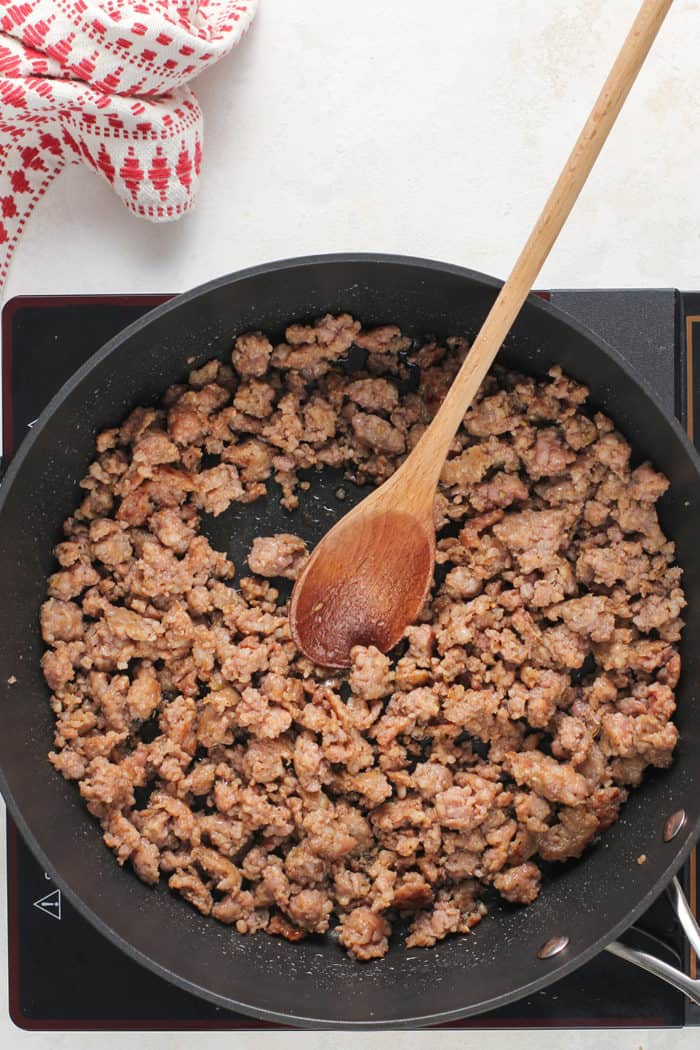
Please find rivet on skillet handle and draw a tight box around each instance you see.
[663,809,687,842]
[537,936,569,960]
[606,879,700,1006]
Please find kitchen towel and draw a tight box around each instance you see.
[0,0,258,288]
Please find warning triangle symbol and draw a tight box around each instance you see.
[33,887,62,920]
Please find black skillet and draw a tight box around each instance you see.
[0,254,699,1028]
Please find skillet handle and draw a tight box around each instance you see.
[606,878,700,1006]
[669,875,700,960]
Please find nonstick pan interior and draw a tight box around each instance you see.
[0,255,698,1028]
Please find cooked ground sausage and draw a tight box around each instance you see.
[41,316,684,960]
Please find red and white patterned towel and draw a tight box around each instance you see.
[0,0,258,288]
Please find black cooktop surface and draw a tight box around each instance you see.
[3,290,700,1030]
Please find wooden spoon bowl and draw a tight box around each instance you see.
[290,504,435,667]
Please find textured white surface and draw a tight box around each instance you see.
[2,0,700,1044]
[3,0,700,301]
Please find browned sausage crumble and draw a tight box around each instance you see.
[40,315,685,960]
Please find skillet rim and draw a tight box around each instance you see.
[0,251,699,1029]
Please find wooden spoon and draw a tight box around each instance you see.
[290,0,673,668]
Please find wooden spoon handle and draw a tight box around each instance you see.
[408,0,672,489]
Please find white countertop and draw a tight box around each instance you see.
[2,0,700,1045]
